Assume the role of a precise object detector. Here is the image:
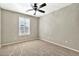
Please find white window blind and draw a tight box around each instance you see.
[19,16,30,36]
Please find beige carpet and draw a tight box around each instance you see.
[0,40,79,56]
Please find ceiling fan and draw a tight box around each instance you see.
[26,3,47,15]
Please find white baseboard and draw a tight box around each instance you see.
[41,39,79,53]
[1,38,79,53]
[1,39,38,47]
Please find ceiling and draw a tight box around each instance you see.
[0,3,72,17]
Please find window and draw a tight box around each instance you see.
[19,16,30,36]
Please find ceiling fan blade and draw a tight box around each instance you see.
[26,9,33,12]
[39,3,46,8]
[38,10,45,13]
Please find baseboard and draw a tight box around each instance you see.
[41,39,79,53]
[1,39,38,47]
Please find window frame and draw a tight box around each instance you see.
[19,16,30,36]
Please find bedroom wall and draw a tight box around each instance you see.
[0,8,1,47]
[1,9,39,45]
[39,4,79,51]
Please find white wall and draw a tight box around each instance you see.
[1,9,39,45]
[39,4,79,51]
